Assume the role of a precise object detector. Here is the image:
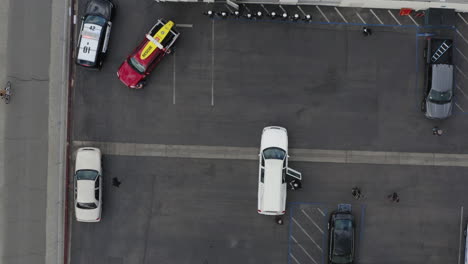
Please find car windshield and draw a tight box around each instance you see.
[129,57,146,74]
[85,15,106,26]
[76,169,98,181]
[263,147,286,160]
[428,89,452,104]
[333,219,353,261]
[77,202,98,209]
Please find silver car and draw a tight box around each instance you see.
[425,64,454,119]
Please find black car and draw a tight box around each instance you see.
[328,205,355,264]
[76,0,114,68]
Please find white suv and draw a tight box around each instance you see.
[257,126,301,215]
[74,147,103,222]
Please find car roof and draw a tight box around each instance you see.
[431,64,453,92]
[76,180,97,203]
[261,160,284,212]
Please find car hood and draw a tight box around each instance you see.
[85,0,113,20]
[425,100,452,119]
[117,60,143,88]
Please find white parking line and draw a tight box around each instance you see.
[355,11,366,24]
[279,5,286,13]
[224,4,233,13]
[176,24,193,28]
[457,84,468,100]
[297,6,306,16]
[458,206,464,264]
[455,102,464,112]
[457,29,468,46]
[388,10,401,25]
[334,7,348,23]
[301,209,324,234]
[456,47,468,63]
[290,253,301,264]
[316,6,330,23]
[243,4,251,13]
[173,54,176,104]
[408,14,419,26]
[292,217,323,252]
[260,4,269,14]
[456,66,468,79]
[458,13,468,25]
[317,208,325,216]
[370,9,383,24]
[291,236,318,264]
[211,20,215,106]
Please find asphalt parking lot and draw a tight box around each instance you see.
[70,2,468,264]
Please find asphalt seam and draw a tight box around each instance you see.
[73,141,468,167]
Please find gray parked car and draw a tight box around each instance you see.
[423,38,454,119]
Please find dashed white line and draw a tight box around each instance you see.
[173,53,176,105]
[297,6,306,16]
[388,10,401,25]
[455,102,464,112]
[355,11,366,24]
[176,24,193,28]
[370,9,384,24]
[292,217,323,252]
[457,84,468,100]
[408,14,419,26]
[456,66,468,79]
[290,253,301,264]
[458,13,468,25]
[334,7,348,23]
[317,208,325,216]
[458,206,464,264]
[211,20,215,106]
[456,29,468,46]
[456,47,468,63]
[316,6,330,23]
[291,236,318,264]
[301,209,324,234]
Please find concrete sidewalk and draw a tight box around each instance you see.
[0,0,70,263]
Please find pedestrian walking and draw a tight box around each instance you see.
[362,27,372,36]
[256,11,263,19]
[281,12,288,20]
[217,11,228,18]
[245,13,253,19]
[112,177,121,188]
[232,10,240,18]
[270,11,277,19]
[432,126,443,136]
[275,215,284,225]
[0,89,6,98]
[289,179,302,190]
[351,187,361,200]
[303,14,312,22]
[387,192,399,203]
[291,13,300,21]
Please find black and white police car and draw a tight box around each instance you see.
[76,0,114,69]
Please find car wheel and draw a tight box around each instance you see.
[136,81,146,89]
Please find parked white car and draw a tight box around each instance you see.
[74,147,103,222]
[257,126,301,215]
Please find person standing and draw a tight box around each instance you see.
[387,192,399,202]
[362,27,372,36]
[351,187,361,200]
[112,177,121,188]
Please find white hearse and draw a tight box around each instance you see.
[257,126,302,215]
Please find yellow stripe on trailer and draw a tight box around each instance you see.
[140,21,175,60]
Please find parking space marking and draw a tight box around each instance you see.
[173,53,176,104]
[243,4,251,13]
[455,102,464,112]
[355,11,366,24]
[176,24,193,28]
[457,84,468,100]
[456,47,468,63]
[315,6,330,23]
[73,141,468,167]
[292,217,323,252]
[211,20,215,106]
[458,206,464,264]
[224,4,234,13]
[301,209,324,234]
[334,7,348,23]
[291,236,318,264]
[456,29,468,46]
[290,253,301,264]
[260,4,269,14]
[458,13,468,25]
[370,9,383,25]
[408,15,419,26]
[456,66,468,79]
[317,208,325,216]
[279,5,286,13]
[297,6,306,16]
[388,10,401,25]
